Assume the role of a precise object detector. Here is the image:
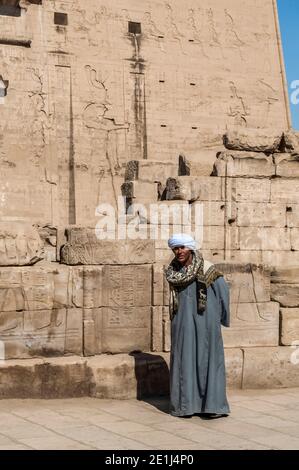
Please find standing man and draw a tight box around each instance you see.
[165,234,230,418]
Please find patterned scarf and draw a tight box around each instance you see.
[165,250,223,319]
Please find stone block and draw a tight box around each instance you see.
[271,179,299,203]
[274,153,299,177]
[151,306,163,352]
[191,201,225,226]
[152,264,165,306]
[163,307,171,352]
[239,227,291,251]
[290,228,299,251]
[178,153,214,177]
[94,306,151,354]
[201,226,225,250]
[223,129,282,153]
[61,240,155,265]
[242,347,299,389]
[0,265,83,312]
[224,348,243,389]
[283,130,299,153]
[271,266,299,284]
[237,202,286,227]
[229,178,271,203]
[222,302,279,348]
[0,308,83,359]
[0,222,44,266]
[89,353,170,399]
[125,159,178,184]
[280,308,299,346]
[271,284,299,308]
[121,181,159,203]
[215,262,271,303]
[262,250,299,268]
[214,151,275,177]
[101,265,152,307]
[229,250,263,264]
[286,204,299,228]
[165,176,224,202]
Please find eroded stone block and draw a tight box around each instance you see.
[215,151,275,177]
[222,302,279,348]
[166,176,224,202]
[61,240,155,265]
[95,306,151,354]
[280,308,299,346]
[215,262,271,303]
[239,227,291,251]
[243,347,299,388]
[0,308,83,359]
[237,202,286,227]
[0,222,44,266]
[274,153,299,178]
[271,284,299,308]
[224,130,282,153]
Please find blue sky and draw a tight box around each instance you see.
[277,0,299,130]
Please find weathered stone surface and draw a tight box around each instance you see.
[89,353,170,399]
[215,263,271,303]
[101,265,152,307]
[224,348,243,389]
[0,222,44,266]
[271,266,299,284]
[223,130,282,153]
[178,153,213,177]
[271,179,299,203]
[236,202,286,227]
[239,227,291,251]
[98,307,151,354]
[286,204,299,228]
[214,151,275,177]
[243,347,299,389]
[190,201,225,226]
[152,265,165,306]
[0,308,83,359]
[0,265,83,311]
[283,130,299,153]
[229,178,271,203]
[290,228,299,251]
[229,250,263,264]
[274,153,299,178]
[0,356,91,399]
[121,181,159,204]
[280,309,299,346]
[125,160,178,184]
[262,250,299,268]
[222,302,279,348]
[271,284,299,308]
[61,240,155,265]
[165,176,224,202]
[151,306,163,352]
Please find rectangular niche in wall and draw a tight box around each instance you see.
[54,12,68,26]
[0,5,21,17]
[128,21,141,34]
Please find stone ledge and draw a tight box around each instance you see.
[1,348,298,399]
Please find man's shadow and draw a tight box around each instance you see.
[129,351,170,414]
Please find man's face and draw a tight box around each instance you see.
[173,246,192,265]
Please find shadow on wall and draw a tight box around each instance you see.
[129,351,170,414]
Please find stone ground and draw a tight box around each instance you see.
[1,388,299,450]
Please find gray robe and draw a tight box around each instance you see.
[169,276,230,416]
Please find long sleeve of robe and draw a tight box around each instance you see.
[169,276,230,417]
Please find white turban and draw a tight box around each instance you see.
[168,233,197,251]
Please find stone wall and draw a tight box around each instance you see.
[1,1,299,394]
[0,0,289,228]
